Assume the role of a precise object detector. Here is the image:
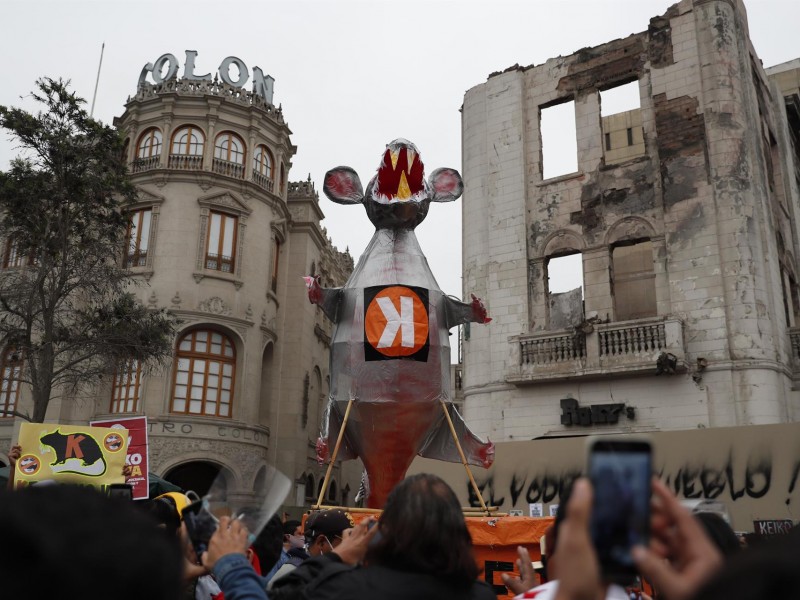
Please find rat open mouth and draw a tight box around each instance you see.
[373,140,425,204]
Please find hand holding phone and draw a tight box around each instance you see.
[587,438,652,583]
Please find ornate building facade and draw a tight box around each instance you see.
[460,0,800,440]
[0,67,357,510]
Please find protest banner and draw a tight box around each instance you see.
[91,416,149,500]
[14,422,128,490]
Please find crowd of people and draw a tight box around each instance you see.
[1,446,798,600]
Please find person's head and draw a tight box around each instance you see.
[282,519,303,549]
[251,515,284,573]
[694,526,800,599]
[693,511,740,558]
[0,485,183,600]
[366,473,479,588]
[138,492,190,536]
[304,509,354,557]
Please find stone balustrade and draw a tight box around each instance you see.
[506,316,685,384]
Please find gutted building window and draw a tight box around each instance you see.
[110,359,142,413]
[600,80,644,164]
[171,329,236,417]
[546,252,584,329]
[540,100,578,180]
[611,240,656,321]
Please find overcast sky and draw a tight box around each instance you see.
[2,0,799,303]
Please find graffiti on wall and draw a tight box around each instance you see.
[410,423,800,530]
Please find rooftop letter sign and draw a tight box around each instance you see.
[138,50,275,105]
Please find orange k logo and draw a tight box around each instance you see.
[364,285,429,361]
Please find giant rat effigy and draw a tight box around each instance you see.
[305,139,494,508]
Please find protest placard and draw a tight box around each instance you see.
[91,416,149,499]
[14,422,128,489]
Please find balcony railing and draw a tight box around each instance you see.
[126,250,148,268]
[599,321,666,356]
[252,171,275,192]
[212,158,245,179]
[790,327,800,360]
[205,253,234,273]
[131,155,160,173]
[521,332,586,365]
[168,154,203,170]
[506,316,685,384]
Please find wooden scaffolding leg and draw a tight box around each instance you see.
[440,400,490,515]
[313,398,353,510]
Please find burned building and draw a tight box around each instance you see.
[461,0,800,440]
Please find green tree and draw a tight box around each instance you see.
[0,78,175,422]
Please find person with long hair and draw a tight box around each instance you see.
[270,473,495,600]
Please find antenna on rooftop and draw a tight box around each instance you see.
[90,42,105,118]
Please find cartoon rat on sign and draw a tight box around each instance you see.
[305,139,494,508]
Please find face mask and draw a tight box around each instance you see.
[288,534,305,549]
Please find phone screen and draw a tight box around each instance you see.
[108,483,133,501]
[588,439,651,581]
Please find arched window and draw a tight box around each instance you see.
[171,330,235,417]
[171,126,204,156]
[611,240,656,321]
[110,359,142,413]
[214,132,245,165]
[253,146,274,179]
[137,128,162,159]
[0,348,22,418]
[305,474,315,500]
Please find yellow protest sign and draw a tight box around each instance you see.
[14,422,128,489]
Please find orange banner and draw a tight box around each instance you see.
[467,516,553,598]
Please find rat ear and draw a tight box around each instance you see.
[323,167,364,204]
[429,167,463,202]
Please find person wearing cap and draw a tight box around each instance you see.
[304,509,355,557]
[267,510,352,590]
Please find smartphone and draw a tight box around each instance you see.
[108,483,133,501]
[183,500,219,556]
[587,437,652,582]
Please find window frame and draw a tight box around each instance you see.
[170,125,205,156]
[214,132,246,166]
[0,348,22,419]
[137,128,163,159]
[125,207,153,269]
[253,145,274,179]
[110,359,143,413]
[170,329,236,418]
[205,211,239,274]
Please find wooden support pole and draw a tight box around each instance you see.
[314,398,354,509]
[440,400,489,514]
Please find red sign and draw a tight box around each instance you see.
[91,416,149,500]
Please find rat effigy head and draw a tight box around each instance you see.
[323,138,463,230]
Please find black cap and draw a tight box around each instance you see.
[304,509,354,541]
